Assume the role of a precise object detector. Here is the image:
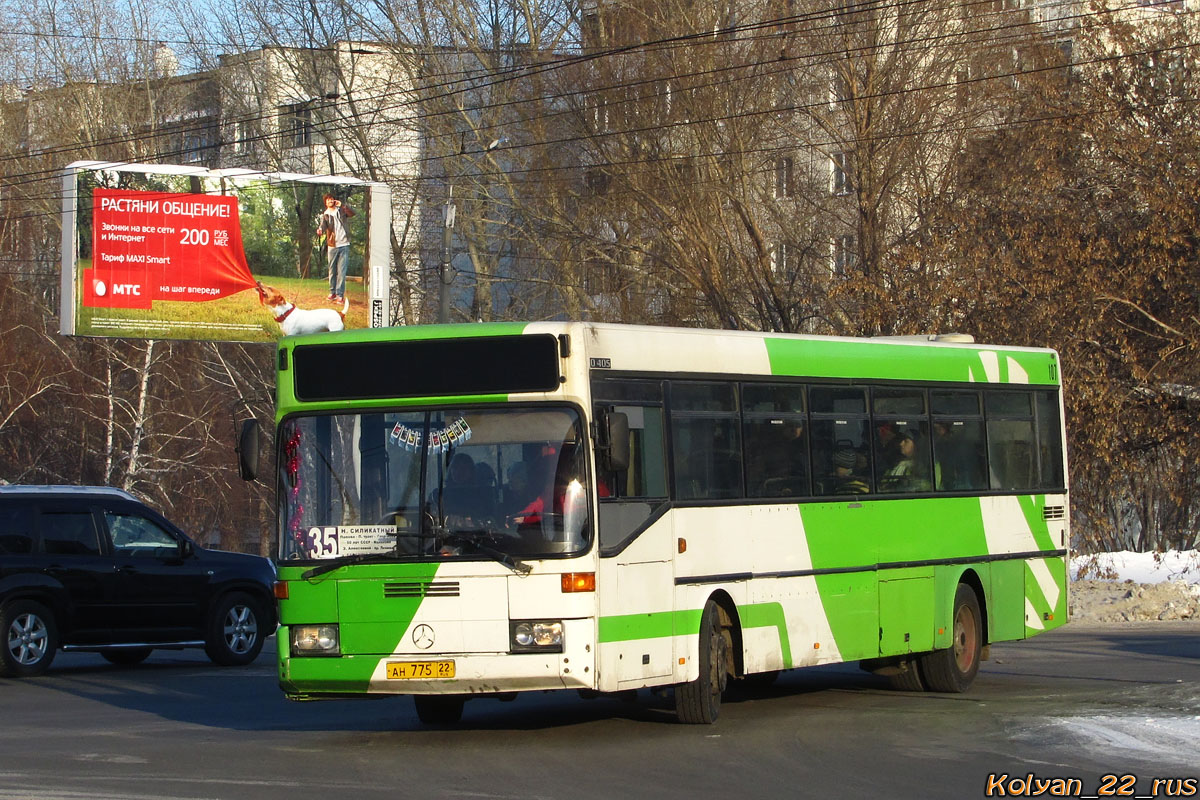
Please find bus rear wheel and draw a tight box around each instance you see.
[920,584,982,693]
[675,600,731,724]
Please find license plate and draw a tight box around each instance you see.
[386,660,455,679]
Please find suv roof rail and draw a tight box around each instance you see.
[0,484,139,501]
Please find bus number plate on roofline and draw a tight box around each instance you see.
[386,661,455,680]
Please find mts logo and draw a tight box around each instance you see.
[112,284,142,296]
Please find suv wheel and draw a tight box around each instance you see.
[1,600,59,678]
[205,592,265,666]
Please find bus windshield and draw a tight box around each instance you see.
[278,406,591,563]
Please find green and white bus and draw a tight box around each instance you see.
[253,322,1068,724]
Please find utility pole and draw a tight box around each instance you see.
[438,184,455,324]
[437,137,504,324]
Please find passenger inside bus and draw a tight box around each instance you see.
[827,448,869,494]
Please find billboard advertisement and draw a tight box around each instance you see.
[61,162,392,342]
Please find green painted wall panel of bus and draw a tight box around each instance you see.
[1017,496,1057,552]
[1025,556,1068,635]
[990,560,1026,642]
[276,569,340,625]
[812,572,878,661]
[763,337,1059,385]
[879,577,935,654]
[283,650,379,693]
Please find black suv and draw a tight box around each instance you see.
[0,485,276,677]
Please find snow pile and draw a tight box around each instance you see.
[1069,550,1200,623]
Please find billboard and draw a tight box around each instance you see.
[61,162,392,341]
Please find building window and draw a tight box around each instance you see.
[232,119,255,155]
[279,102,312,149]
[833,234,856,275]
[831,151,853,195]
[774,156,794,198]
[181,123,217,164]
[771,240,798,278]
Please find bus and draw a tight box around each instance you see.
[245,322,1069,724]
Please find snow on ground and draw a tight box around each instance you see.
[1072,549,1200,585]
[1047,550,1200,762]
[1069,549,1200,623]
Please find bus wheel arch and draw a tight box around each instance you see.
[955,569,988,649]
[709,591,744,679]
[674,594,736,724]
[920,581,984,693]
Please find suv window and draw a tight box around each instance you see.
[106,512,180,557]
[39,510,102,556]
[0,505,34,554]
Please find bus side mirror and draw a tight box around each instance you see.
[601,411,630,473]
[237,419,261,481]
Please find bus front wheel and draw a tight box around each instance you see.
[920,584,982,693]
[675,600,731,724]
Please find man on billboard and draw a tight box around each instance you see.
[317,194,355,304]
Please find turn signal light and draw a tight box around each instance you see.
[274,581,289,600]
[561,572,596,593]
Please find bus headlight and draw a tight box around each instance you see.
[511,620,563,653]
[291,624,340,656]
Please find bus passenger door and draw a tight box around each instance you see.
[604,541,675,689]
[595,403,675,690]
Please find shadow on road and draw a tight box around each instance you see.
[15,646,906,734]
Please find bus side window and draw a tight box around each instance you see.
[596,405,668,552]
[931,391,986,491]
[810,419,870,495]
[1035,391,1065,489]
[743,383,809,498]
[986,391,1036,490]
[670,382,743,501]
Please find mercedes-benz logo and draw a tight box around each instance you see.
[412,624,435,650]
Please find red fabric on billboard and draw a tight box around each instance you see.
[84,188,257,309]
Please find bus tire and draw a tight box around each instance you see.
[1,599,58,678]
[674,600,730,724]
[414,694,465,724]
[886,661,925,691]
[920,583,982,693]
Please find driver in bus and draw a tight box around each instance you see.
[435,452,493,524]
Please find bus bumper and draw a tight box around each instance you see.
[277,619,596,697]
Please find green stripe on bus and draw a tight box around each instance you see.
[598,603,793,669]
[737,602,794,669]
[598,609,700,642]
[763,337,1058,385]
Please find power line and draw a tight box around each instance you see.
[0,0,1153,185]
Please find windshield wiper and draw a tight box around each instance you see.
[446,529,532,575]
[299,527,448,579]
[301,552,399,580]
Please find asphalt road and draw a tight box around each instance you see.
[1,622,1197,800]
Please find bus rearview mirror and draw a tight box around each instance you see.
[603,412,630,473]
[237,419,261,481]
